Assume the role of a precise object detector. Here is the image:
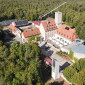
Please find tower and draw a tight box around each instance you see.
[55,12,62,27]
[52,58,59,80]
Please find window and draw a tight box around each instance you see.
[60,38,62,40]
[62,40,64,42]
[53,59,55,72]
[67,36,68,38]
[53,59,55,68]
[65,41,67,43]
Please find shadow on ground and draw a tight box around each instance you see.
[46,50,54,57]
[50,81,64,85]
[60,62,70,70]
[40,61,51,84]
[40,57,70,85]
[41,45,54,57]
[3,30,15,45]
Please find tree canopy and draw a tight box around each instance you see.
[0,41,42,85]
[0,0,85,40]
[63,58,85,85]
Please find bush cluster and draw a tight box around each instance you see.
[56,50,68,56]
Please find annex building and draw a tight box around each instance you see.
[9,20,40,42]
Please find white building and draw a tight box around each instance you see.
[39,18,57,41]
[9,22,22,37]
[9,20,40,43]
[52,58,59,80]
[39,12,62,41]
[9,12,85,59]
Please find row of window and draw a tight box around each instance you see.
[57,31,73,40]
[46,24,56,27]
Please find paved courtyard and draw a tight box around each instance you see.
[41,43,71,66]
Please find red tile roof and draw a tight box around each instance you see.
[45,57,52,65]
[56,25,79,41]
[33,21,41,26]
[22,28,40,38]
[9,24,18,32]
[42,55,52,65]
[42,18,57,32]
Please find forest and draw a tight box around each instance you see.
[63,58,85,85]
[0,0,85,40]
[0,0,85,84]
[0,41,42,85]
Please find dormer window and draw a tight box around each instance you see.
[65,27,69,30]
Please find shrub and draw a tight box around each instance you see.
[28,36,35,42]
[74,57,78,62]
[56,50,68,56]
[69,49,74,60]
[28,35,40,42]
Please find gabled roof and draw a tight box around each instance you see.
[22,28,40,38]
[33,21,41,26]
[56,25,79,41]
[9,24,18,32]
[42,18,57,32]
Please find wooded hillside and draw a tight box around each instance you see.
[0,0,85,40]
[0,41,42,85]
[63,58,85,85]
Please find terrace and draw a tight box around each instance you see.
[48,34,72,48]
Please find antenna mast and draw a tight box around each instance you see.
[39,2,66,21]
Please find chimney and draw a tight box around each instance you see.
[55,12,62,27]
[47,20,50,24]
[12,22,16,26]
